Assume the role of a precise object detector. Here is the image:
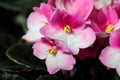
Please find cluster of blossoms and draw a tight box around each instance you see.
[22,0,120,75]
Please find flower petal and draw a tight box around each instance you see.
[32,38,51,60]
[34,3,54,21]
[56,51,76,70]
[101,7,118,25]
[40,25,68,41]
[99,46,120,68]
[69,27,96,48]
[110,29,120,49]
[50,9,66,29]
[50,0,93,19]
[22,12,47,42]
[69,0,94,19]
[46,54,60,74]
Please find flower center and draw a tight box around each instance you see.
[43,22,48,26]
[48,46,58,54]
[105,24,114,33]
[64,25,72,33]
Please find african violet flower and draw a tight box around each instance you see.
[90,6,120,37]
[99,29,120,76]
[48,0,93,20]
[41,9,96,55]
[22,3,54,42]
[33,37,75,74]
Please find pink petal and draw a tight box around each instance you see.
[50,9,66,29]
[56,51,76,70]
[40,25,68,41]
[50,0,93,20]
[66,35,80,55]
[91,7,118,32]
[101,7,118,25]
[22,12,48,42]
[37,3,54,21]
[70,27,96,48]
[22,30,43,42]
[110,29,120,49]
[46,54,60,74]
[63,13,85,29]
[32,38,51,60]
[27,12,48,30]
[99,46,120,68]
[48,0,56,7]
[69,0,94,20]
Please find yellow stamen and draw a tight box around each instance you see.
[44,22,48,26]
[64,25,72,33]
[48,46,58,54]
[105,24,114,33]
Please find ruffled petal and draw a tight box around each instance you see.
[34,3,54,21]
[56,51,76,70]
[46,54,60,74]
[32,38,51,60]
[66,35,80,55]
[69,0,93,19]
[68,27,96,48]
[22,12,48,42]
[99,46,120,68]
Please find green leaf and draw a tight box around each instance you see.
[0,0,47,13]
[0,52,32,72]
[0,72,25,80]
[36,75,62,80]
[0,32,31,72]
[6,43,45,70]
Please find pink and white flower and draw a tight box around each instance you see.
[99,29,120,76]
[41,9,96,55]
[90,6,120,37]
[22,3,54,42]
[32,37,76,74]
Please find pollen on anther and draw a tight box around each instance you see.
[105,24,114,33]
[64,25,72,33]
[48,46,58,54]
